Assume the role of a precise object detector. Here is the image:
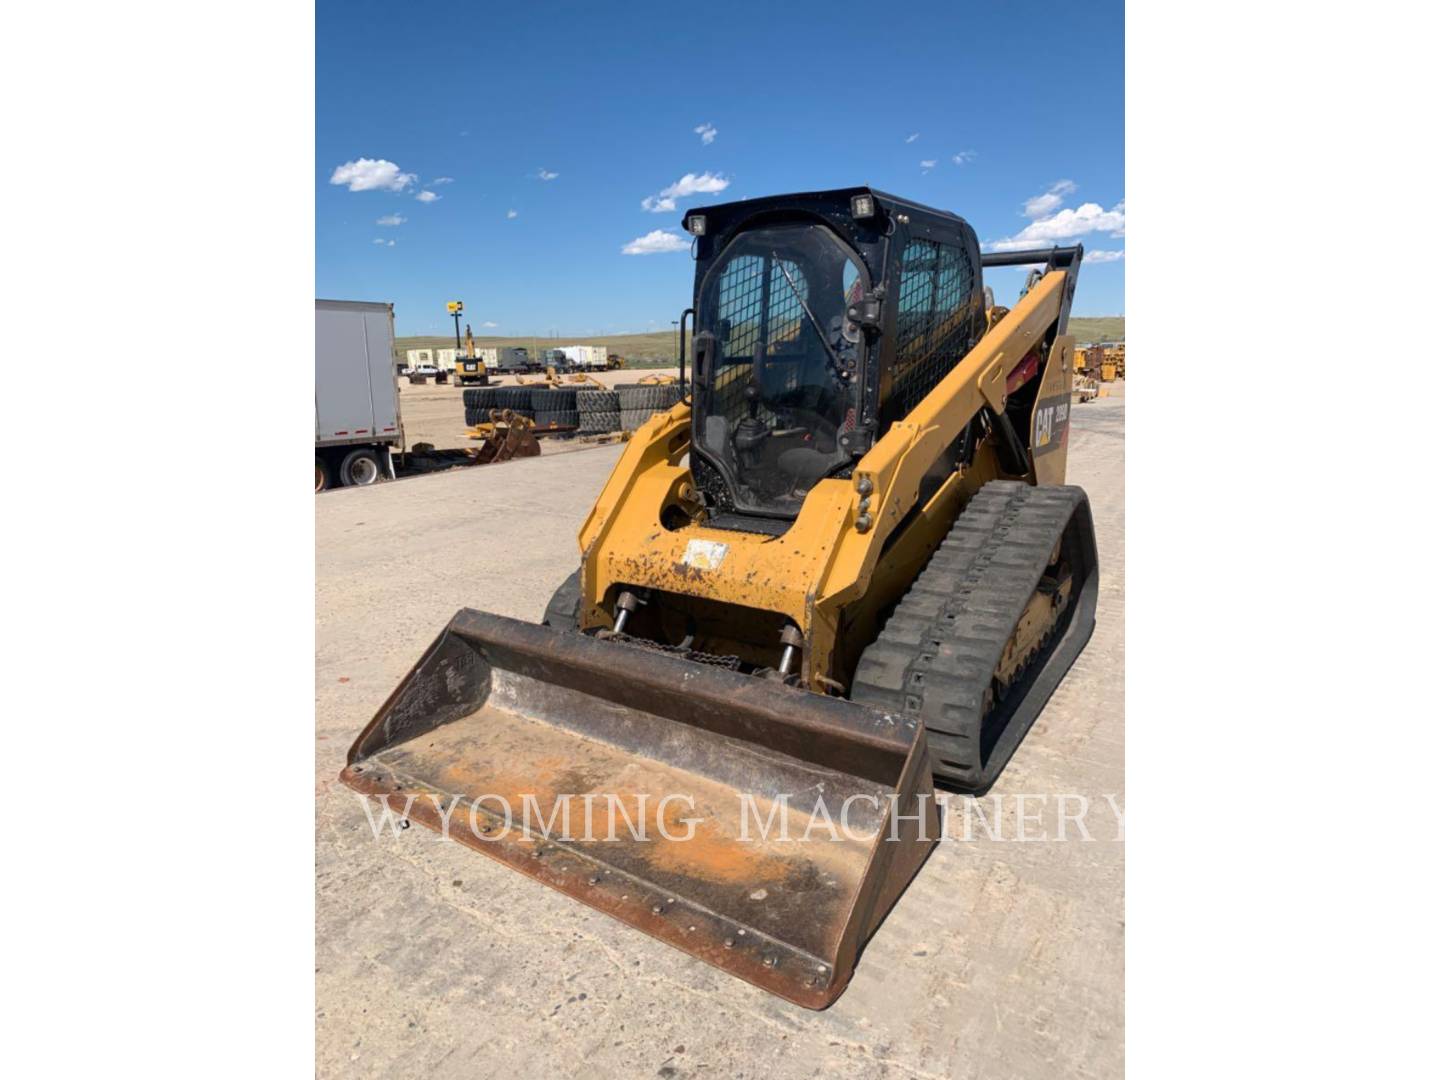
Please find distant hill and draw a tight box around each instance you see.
[395,331,679,367]
[1068,317,1124,343]
[397,316,1124,366]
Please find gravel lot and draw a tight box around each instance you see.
[315,393,1125,1078]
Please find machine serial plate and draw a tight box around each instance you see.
[681,539,730,570]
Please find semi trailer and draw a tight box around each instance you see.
[315,299,402,491]
[556,344,611,370]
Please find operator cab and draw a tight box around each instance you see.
[685,187,987,523]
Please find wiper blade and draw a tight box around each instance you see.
[773,254,846,378]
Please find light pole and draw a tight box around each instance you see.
[447,301,463,352]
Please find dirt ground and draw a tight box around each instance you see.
[394,368,680,455]
[315,393,1125,1078]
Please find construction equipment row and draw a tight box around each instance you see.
[1073,340,1124,382]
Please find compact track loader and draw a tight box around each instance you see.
[342,188,1099,1008]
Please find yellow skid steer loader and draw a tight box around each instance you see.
[342,188,1099,1008]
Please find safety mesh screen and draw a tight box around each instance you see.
[765,259,807,349]
[711,254,806,422]
[890,238,977,417]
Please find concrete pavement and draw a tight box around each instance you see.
[315,395,1124,1078]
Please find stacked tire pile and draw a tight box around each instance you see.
[618,383,684,432]
[463,386,534,426]
[576,389,621,434]
[529,387,579,432]
[462,383,682,435]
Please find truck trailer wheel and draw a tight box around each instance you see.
[315,457,332,493]
[339,448,382,487]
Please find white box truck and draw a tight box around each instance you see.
[558,344,610,370]
[316,299,403,491]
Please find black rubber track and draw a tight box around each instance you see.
[466,402,518,426]
[577,389,620,412]
[541,570,582,629]
[531,387,578,410]
[578,410,621,434]
[533,409,580,429]
[496,387,532,410]
[850,480,1099,792]
[463,387,500,410]
[617,384,681,410]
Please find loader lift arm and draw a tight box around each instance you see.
[836,253,1081,586]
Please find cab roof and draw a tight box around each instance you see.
[681,186,969,239]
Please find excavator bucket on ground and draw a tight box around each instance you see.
[340,610,938,1009]
[467,409,541,463]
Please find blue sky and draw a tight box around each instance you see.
[317,0,1124,338]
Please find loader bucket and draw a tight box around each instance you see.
[340,610,938,1008]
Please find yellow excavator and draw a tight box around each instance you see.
[341,187,1099,1008]
[454,324,490,386]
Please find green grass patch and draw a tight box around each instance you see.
[1068,317,1125,344]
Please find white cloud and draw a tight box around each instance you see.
[952,150,977,165]
[694,123,717,145]
[371,238,395,247]
[1085,249,1125,263]
[537,168,559,181]
[642,171,730,213]
[990,199,1127,251]
[375,214,406,226]
[506,209,518,219]
[920,159,936,169]
[481,320,498,328]
[415,190,440,203]
[1022,179,1078,219]
[330,158,416,192]
[431,176,454,184]
[622,229,690,255]
[905,133,919,143]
